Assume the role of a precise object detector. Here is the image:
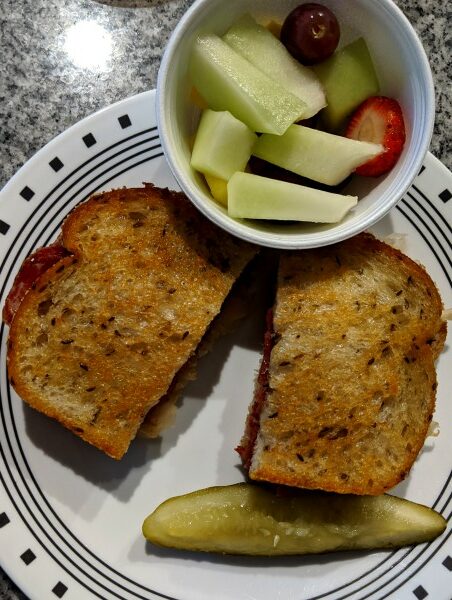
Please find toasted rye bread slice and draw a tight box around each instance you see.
[247,233,446,495]
[139,258,257,438]
[7,185,256,459]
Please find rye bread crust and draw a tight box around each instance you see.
[7,185,256,459]
[247,233,446,495]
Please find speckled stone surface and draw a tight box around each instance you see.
[0,0,450,194]
[0,1,450,597]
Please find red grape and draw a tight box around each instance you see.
[281,3,340,65]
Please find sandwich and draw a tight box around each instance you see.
[4,185,257,459]
[139,255,266,438]
[237,233,446,495]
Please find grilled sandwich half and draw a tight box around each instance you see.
[5,185,257,459]
[237,233,446,495]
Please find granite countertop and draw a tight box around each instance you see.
[0,0,450,598]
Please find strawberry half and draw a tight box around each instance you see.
[345,96,406,177]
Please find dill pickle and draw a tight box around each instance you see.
[142,483,446,556]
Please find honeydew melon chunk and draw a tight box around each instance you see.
[313,38,380,131]
[204,174,228,207]
[223,14,326,119]
[253,125,383,186]
[191,109,257,181]
[189,34,307,135]
[228,172,357,222]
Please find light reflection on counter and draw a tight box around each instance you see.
[64,20,113,71]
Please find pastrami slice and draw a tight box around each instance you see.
[3,243,70,326]
[236,308,275,470]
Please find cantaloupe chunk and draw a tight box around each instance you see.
[205,174,228,207]
[189,87,209,110]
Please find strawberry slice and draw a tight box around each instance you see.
[345,96,406,177]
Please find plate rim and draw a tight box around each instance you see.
[0,89,155,200]
[0,91,451,600]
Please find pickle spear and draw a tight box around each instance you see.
[142,483,446,556]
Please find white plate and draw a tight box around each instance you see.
[0,90,451,600]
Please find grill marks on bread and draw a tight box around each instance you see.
[7,186,256,459]
[248,233,446,495]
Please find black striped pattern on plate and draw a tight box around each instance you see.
[0,115,450,600]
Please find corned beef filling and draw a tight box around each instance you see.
[236,308,274,470]
[3,243,70,326]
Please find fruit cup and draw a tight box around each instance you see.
[156,0,434,249]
